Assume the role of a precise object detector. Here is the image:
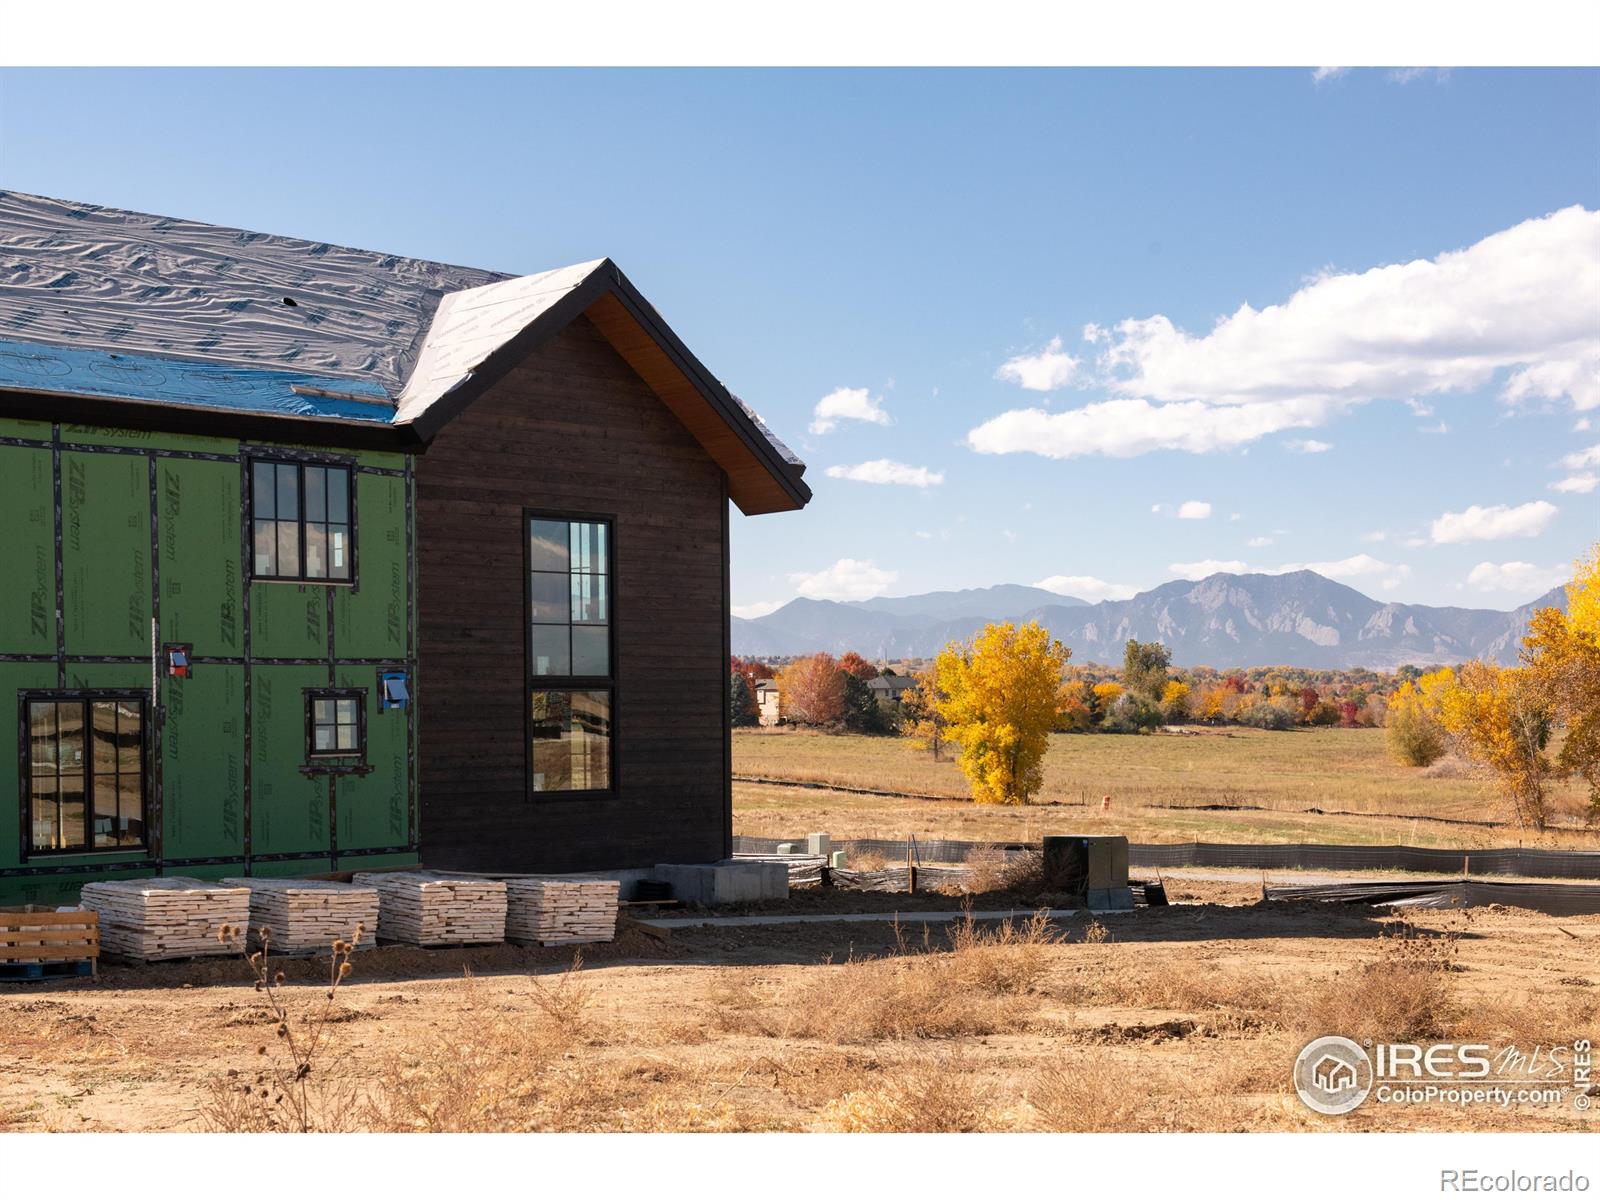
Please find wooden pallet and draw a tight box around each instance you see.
[0,910,99,978]
[220,878,380,955]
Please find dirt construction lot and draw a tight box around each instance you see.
[2,891,1596,1132]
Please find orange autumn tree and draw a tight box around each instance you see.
[775,652,846,726]
[933,621,1068,805]
[837,651,879,680]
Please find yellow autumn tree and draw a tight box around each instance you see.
[1521,543,1600,819]
[900,661,950,761]
[933,621,1068,805]
[1438,662,1553,831]
[1161,680,1192,722]
[1386,666,1455,767]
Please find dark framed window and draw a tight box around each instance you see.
[23,693,147,854]
[527,514,614,795]
[250,459,354,582]
[306,690,366,762]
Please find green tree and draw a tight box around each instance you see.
[1122,639,1172,702]
[729,672,758,728]
[841,670,892,734]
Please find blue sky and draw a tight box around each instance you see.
[2,67,1595,613]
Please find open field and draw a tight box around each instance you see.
[734,727,1600,849]
[0,900,1594,1132]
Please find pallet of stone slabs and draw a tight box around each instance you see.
[503,877,620,947]
[78,878,250,962]
[0,910,99,977]
[351,872,507,947]
[220,878,380,956]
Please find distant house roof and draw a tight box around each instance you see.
[867,675,915,696]
[0,191,808,514]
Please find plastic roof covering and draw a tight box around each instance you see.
[0,190,801,464]
[0,337,397,423]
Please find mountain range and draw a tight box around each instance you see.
[731,573,1569,669]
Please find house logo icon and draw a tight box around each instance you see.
[1294,1036,1373,1115]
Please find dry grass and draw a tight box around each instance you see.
[6,903,1595,1133]
[734,726,1600,848]
[1299,922,1460,1042]
[819,1051,992,1132]
[966,848,1047,895]
[718,909,1062,1043]
[1025,1050,1154,1131]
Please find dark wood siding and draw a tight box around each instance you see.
[416,316,728,871]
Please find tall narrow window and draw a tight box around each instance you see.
[24,694,146,853]
[527,515,613,794]
[250,459,353,582]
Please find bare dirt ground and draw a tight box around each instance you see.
[2,898,1595,1133]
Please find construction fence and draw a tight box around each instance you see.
[732,836,1600,881]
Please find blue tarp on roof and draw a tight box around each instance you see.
[0,337,396,424]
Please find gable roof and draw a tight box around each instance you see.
[0,191,808,514]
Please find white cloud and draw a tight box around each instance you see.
[1577,417,1594,433]
[1003,530,1020,544]
[1151,503,1168,515]
[1287,438,1333,453]
[1169,559,1249,579]
[1388,67,1452,84]
[914,530,933,540]
[1312,66,1349,83]
[808,387,890,435]
[968,395,1337,459]
[1465,561,1571,595]
[967,208,1600,459]
[1552,474,1598,494]
[1034,574,1141,602]
[1274,554,1409,582]
[995,336,1078,392]
[1431,501,1559,544]
[1177,500,1212,520]
[1247,535,1274,548]
[1361,530,1388,543]
[788,558,898,601]
[1419,421,1450,434]
[731,600,784,620]
[1560,443,1600,470]
[824,459,944,487]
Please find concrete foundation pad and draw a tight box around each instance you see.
[652,859,789,906]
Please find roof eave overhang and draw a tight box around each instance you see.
[398,261,811,516]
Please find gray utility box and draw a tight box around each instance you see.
[1042,835,1133,910]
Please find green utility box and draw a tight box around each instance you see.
[1042,835,1134,910]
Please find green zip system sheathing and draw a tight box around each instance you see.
[0,423,419,906]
